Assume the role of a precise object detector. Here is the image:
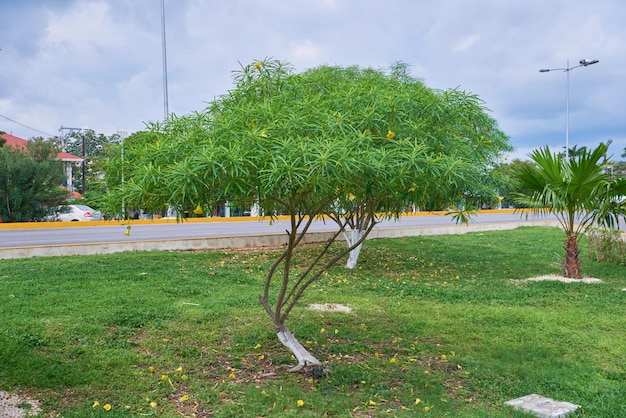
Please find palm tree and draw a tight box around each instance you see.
[513,143,626,279]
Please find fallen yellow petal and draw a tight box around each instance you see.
[175,366,183,373]
[103,404,111,411]
[415,398,421,405]
[92,401,100,408]
[297,399,304,407]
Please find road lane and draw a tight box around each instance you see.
[0,211,553,249]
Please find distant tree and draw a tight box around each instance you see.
[0,138,67,222]
[513,143,626,279]
[50,130,121,202]
[107,60,512,370]
[493,159,537,208]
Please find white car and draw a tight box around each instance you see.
[54,205,102,222]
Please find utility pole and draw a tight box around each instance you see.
[161,0,169,120]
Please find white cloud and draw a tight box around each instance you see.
[0,0,625,161]
[453,35,480,53]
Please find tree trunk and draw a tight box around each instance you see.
[344,229,365,269]
[277,325,322,372]
[563,234,582,279]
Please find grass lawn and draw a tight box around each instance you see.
[0,226,624,417]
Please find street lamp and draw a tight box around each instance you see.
[539,58,599,159]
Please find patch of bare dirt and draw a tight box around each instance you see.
[308,303,352,313]
[0,391,41,418]
[511,274,603,284]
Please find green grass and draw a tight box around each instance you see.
[0,226,624,417]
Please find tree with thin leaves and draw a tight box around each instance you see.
[513,143,626,279]
[111,59,511,371]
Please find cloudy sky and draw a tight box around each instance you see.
[1,0,625,161]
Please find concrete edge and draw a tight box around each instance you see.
[0,220,558,259]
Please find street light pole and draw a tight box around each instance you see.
[539,58,599,159]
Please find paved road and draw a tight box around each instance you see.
[0,211,554,249]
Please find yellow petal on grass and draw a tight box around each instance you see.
[424,406,430,412]
[181,374,188,381]
[147,366,154,372]
[415,398,421,405]
[160,375,168,381]
[175,366,183,373]
[180,395,189,402]
[367,400,377,406]
[229,373,236,379]
[297,400,304,407]
[92,401,100,408]
[258,354,265,360]
[334,329,339,334]
[386,130,395,139]
[390,357,397,363]
[149,401,158,408]
[103,404,111,411]
[254,343,262,349]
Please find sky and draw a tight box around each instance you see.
[1,0,625,161]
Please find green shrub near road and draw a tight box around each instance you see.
[0,226,624,417]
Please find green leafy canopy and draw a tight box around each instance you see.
[112,59,512,218]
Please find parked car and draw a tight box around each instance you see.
[51,205,102,222]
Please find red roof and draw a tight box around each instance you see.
[1,133,83,162]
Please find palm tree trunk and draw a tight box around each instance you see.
[563,234,582,279]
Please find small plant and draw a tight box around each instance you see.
[586,227,626,265]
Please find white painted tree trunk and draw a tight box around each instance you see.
[277,328,322,372]
[344,229,365,269]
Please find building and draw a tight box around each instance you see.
[1,133,83,194]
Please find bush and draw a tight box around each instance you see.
[586,228,626,265]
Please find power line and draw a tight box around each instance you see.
[0,113,54,137]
